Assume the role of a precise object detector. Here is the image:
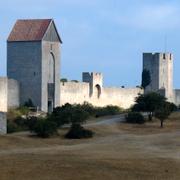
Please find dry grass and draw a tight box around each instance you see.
[1,112,180,180]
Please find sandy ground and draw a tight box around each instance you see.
[1,113,180,180]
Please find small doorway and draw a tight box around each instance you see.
[48,100,53,113]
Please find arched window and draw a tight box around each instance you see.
[94,84,101,98]
[48,53,55,83]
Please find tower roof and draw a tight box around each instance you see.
[7,19,62,42]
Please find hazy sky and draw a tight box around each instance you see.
[1,0,180,87]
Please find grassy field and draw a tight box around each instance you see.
[1,113,180,180]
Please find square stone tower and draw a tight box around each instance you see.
[143,53,173,102]
[7,19,62,112]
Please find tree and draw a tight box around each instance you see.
[51,103,73,127]
[141,69,151,89]
[132,92,166,120]
[60,78,68,83]
[155,102,171,128]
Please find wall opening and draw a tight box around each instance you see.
[47,53,55,113]
[94,84,101,98]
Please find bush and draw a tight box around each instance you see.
[65,124,93,139]
[7,116,29,133]
[24,99,35,108]
[26,116,38,132]
[7,120,20,133]
[30,118,58,138]
[126,112,145,124]
[95,105,122,117]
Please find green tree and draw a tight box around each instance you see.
[155,102,171,128]
[141,69,151,89]
[60,78,68,83]
[132,92,166,120]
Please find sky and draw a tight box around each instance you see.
[1,0,180,88]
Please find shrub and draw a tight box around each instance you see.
[7,120,20,133]
[81,102,96,115]
[95,105,122,117]
[14,117,29,130]
[26,116,38,132]
[24,99,34,108]
[126,112,145,124]
[65,124,93,139]
[30,118,58,138]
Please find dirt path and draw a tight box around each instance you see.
[1,114,180,179]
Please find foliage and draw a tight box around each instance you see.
[125,112,145,124]
[24,99,35,108]
[155,102,171,128]
[71,80,79,83]
[132,92,166,120]
[30,118,58,138]
[65,124,93,139]
[7,107,31,133]
[51,103,122,126]
[95,105,122,117]
[7,120,20,133]
[51,103,73,127]
[141,69,151,89]
[26,116,38,132]
[51,103,90,127]
[60,78,68,82]
[168,102,178,112]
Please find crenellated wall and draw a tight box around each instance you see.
[60,81,143,109]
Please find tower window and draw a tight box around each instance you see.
[170,54,172,60]
[163,53,166,59]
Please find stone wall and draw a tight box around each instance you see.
[0,78,8,112]
[60,82,89,106]
[101,87,143,109]
[60,81,143,109]
[0,112,7,134]
[0,78,20,112]
[174,90,180,106]
[8,79,20,109]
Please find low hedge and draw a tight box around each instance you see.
[65,124,93,139]
[126,112,145,124]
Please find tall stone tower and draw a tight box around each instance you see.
[143,53,173,102]
[7,19,62,112]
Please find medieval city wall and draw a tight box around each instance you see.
[60,81,143,109]
[0,112,7,134]
[60,82,90,106]
[0,78,19,112]
[8,79,20,109]
[0,78,8,112]
[174,90,180,106]
[101,87,143,109]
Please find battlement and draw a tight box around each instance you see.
[143,52,173,60]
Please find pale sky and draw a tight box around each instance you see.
[1,0,180,87]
